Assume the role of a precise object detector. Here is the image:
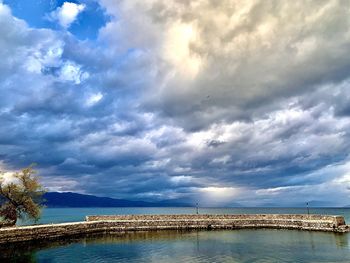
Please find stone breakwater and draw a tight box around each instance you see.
[0,214,348,244]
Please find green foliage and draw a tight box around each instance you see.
[0,164,46,225]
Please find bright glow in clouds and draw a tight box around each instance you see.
[0,171,15,185]
[164,22,202,78]
[0,162,16,184]
[50,2,85,28]
[199,187,242,206]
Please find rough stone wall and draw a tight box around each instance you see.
[0,221,13,228]
[86,214,345,226]
[0,214,348,244]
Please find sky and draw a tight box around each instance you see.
[0,0,350,207]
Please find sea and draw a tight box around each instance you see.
[2,207,350,262]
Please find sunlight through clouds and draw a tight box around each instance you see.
[164,22,202,78]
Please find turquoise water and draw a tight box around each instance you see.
[1,229,350,262]
[20,207,350,225]
[4,207,350,262]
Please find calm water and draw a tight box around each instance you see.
[4,207,350,262]
[1,229,350,262]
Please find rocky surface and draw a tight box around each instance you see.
[0,221,14,228]
[0,214,348,244]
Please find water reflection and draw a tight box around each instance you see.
[0,229,349,263]
[334,233,349,248]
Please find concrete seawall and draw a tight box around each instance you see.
[0,214,348,244]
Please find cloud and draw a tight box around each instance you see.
[0,1,350,206]
[85,92,103,107]
[58,61,89,84]
[49,2,85,29]
[100,0,350,130]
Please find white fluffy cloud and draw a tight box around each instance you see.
[50,2,85,28]
[100,0,350,129]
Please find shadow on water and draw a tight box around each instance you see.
[0,229,349,263]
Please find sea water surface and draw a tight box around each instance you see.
[3,207,350,262]
[2,228,350,262]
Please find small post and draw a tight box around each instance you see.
[306,202,310,215]
[196,202,199,215]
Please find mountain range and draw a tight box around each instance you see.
[43,192,191,208]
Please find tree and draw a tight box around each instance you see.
[0,164,45,225]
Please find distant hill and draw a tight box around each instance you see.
[43,192,191,208]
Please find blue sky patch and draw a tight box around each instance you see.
[4,0,109,40]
